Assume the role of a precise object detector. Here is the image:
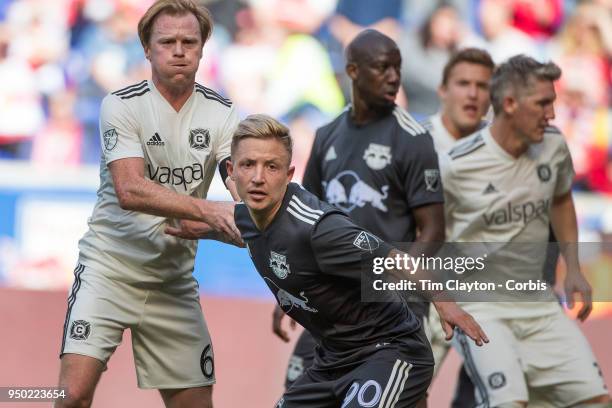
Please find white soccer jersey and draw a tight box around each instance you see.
[440,125,575,318]
[423,113,457,153]
[78,80,239,283]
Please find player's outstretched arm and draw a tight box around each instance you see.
[432,301,489,346]
[109,157,241,243]
[164,219,245,247]
[551,191,592,321]
[383,248,488,346]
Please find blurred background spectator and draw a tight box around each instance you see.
[478,0,542,62]
[0,0,609,190]
[399,2,483,118]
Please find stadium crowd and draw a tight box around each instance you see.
[0,0,609,193]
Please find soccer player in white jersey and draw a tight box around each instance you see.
[55,1,241,407]
[423,48,494,155]
[440,55,610,408]
[422,48,494,408]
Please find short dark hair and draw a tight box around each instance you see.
[345,29,397,66]
[138,0,213,48]
[441,48,495,86]
[490,55,562,114]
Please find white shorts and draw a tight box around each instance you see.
[453,306,607,407]
[60,262,214,389]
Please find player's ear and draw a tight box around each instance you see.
[503,94,517,115]
[437,83,447,101]
[346,62,358,80]
[227,159,234,180]
[287,165,295,182]
[144,46,151,61]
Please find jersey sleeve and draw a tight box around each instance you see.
[554,137,575,197]
[311,212,393,280]
[302,130,324,199]
[401,133,445,208]
[215,105,240,163]
[99,94,143,164]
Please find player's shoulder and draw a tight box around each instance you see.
[419,115,435,134]
[108,80,151,103]
[542,125,566,146]
[447,130,486,161]
[194,82,233,110]
[544,125,563,136]
[390,106,429,138]
[288,184,356,242]
[286,183,337,227]
[102,80,151,119]
[539,125,569,156]
[316,107,349,140]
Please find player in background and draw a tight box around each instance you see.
[440,55,610,408]
[422,48,494,154]
[227,114,488,407]
[55,1,241,407]
[271,30,446,401]
[421,47,494,408]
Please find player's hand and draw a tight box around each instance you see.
[563,268,593,322]
[433,301,489,346]
[272,304,296,342]
[165,219,245,247]
[201,201,242,244]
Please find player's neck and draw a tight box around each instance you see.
[152,76,194,112]
[490,118,529,158]
[249,199,284,231]
[440,113,465,140]
[351,99,392,125]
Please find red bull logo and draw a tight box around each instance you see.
[322,171,389,213]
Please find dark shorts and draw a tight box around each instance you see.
[285,307,428,390]
[278,335,433,408]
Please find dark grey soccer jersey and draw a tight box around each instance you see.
[302,106,444,243]
[235,183,422,355]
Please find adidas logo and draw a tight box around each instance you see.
[147,132,165,146]
[483,183,497,194]
[325,146,337,161]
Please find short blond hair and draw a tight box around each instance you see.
[138,0,213,48]
[231,114,293,164]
